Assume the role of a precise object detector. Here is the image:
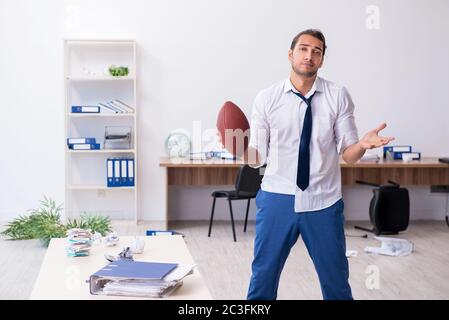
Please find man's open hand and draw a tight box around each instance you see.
[359,123,395,150]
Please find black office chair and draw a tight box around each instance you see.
[208,165,264,242]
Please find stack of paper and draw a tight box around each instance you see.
[66,229,92,257]
[90,260,195,298]
[359,153,380,162]
[102,279,183,298]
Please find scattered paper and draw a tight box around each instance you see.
[364,236,413,256]
[346,250,358,258]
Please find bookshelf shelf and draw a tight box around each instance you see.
[64,39,138,222]
[67,149,136,154]
[66,76,135,81]
[68,185,135,190]
[67,113,135,118]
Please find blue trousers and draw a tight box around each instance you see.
[247,190,353,300]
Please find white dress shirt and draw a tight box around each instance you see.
[248,77,359,212]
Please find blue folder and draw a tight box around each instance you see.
[72,106,100,113]
[67,137,96,145]
[113,159,121,186]
[127,159,135,186]
[107,159,114,187]
[146,230,184,237]
[383,145,412,158]
[68,143,100,150]
[89,260,178,295]
[91,260,177,280]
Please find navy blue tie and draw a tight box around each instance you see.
[291,90,316,191]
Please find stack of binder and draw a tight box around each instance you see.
[383,145,421,160]
[89,260,195,298]
[67,137,100,150]
[98,100,135,114]
[71,100,135,114]
[107,158,135,187]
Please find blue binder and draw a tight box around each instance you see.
[146,230,184,237]
[127,159,135,186]
[67,137,96,145]
[121,159,128,186]
[89,260,178,295]
[113,159,121,186]
[383,146,412,158]
[107,159,114,187]
[388,151,421,160]
[68,143,100,150]
[72,106,100,113]
[92,260,177,279]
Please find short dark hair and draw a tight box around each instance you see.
[290,29,326,55]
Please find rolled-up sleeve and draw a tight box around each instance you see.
[335,87,359,154]
[248,92,269,168]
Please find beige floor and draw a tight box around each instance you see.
[1,220,449,300]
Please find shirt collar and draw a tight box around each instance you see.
[284,76,323,98]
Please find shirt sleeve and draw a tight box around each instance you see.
[248,92,270,168]
[334,87,359,155]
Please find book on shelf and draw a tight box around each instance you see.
[68,143,101,150]
[98,103,119,114]
[99,102,121,113]
[67,137,96,145]
[111,99,135,113]
[96,100,135,114]
[106,101,127,113]
[72,106,100,113]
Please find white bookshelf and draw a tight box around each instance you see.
[64,39,138,222]
[66,76,135,81]
[68,114,135,118]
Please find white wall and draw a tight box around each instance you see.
[1,0,448,222]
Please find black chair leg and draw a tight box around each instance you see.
[208,196,217,237]
[228,199,237,242]
[244,199,250,232]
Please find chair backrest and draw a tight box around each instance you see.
[234,165,264,197]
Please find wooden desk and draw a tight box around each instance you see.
[160,157,449,227]
[30,235,212,300]
[160,157,449,186]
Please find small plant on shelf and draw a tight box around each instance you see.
[108,65,129,77]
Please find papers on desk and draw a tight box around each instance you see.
[358,153,380,163]
[102,279,183,297]
[189,150,237,161]
[90,260,195,298]
[66,229,93,257]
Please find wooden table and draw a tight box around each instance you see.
[160,157,449,186]
[160,157,449,227]
[30,235,212,300]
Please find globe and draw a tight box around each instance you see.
[165,132,191,158]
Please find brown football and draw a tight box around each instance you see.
[216,101,250,157]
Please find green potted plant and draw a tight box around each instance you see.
[1,196,113,247]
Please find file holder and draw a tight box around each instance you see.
[104,126,132,149]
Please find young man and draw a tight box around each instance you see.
[244,29,394,300]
